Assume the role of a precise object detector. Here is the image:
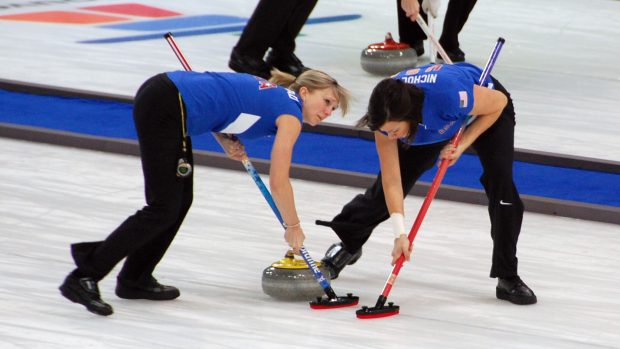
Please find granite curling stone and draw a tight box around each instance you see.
[360,32,418,76]
[262,250,332,301]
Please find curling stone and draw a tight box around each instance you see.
[262,250,332,301]
[360,32,418,76]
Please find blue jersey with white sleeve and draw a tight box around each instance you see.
[166,71,303,140]
[392,62,493,145]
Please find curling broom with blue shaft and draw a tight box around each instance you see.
[164,32,358,309]
[356,20,506,319]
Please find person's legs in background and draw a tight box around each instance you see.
[396,0,427,56]
[265,0,318,76]
[229,0,316,78]
[438,0,477,62]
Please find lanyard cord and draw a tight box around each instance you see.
[177,92,187,153]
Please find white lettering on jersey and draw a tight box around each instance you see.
[287,89,299,102]
[401,74,437,84]
[219,113,261,134]
[438,120,456,134]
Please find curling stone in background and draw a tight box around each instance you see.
[262,250,331,301]
[360,32,418,76]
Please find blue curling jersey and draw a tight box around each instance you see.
[391,62,494,145]
[166,71,303,139]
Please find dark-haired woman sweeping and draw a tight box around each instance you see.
[319,62,536,306]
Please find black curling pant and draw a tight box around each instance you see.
[71,74,194,284]
[397,0,428,45]
[439,0,478,51]
[322,140,447,252]
[397,0,477,51]
[234,0,318,58]
[324,78,523,278]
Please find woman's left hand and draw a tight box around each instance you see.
[391,235,412,265]
[439,143,465,167]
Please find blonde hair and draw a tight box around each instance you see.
[269,69,350,115]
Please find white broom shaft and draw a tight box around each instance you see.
[416,16,452,64]
[428,15,436,64]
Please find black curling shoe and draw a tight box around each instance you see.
[116,277,180,301]
[228,49,272,79]
[59,274,113,316]
[265,50,309,77]
[321,242,363,280]
[437,47,466,62]
[496,276,537,305]
[410,40,424,57]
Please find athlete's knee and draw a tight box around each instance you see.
[139,199,186,225]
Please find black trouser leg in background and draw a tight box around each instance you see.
[234,0,305,59]
[71,74,193,283]
[472,78,522,279]
[439,0,478,51]
[272,0,318,54]
[396,0,428,45]
[322,141,446,252]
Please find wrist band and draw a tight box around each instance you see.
[391,213,406,238]
[285,221,301,229]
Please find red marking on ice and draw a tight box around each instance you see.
[80,3,181,18]
[0,11,127,24]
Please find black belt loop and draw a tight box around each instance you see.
[177,92,188,153]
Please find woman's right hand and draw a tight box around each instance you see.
[401,0,420,21]
[284,224,305,255]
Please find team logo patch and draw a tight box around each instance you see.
[258,80,277,90]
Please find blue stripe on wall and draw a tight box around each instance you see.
[100,15,248,31]
[1,88,618,207]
